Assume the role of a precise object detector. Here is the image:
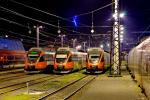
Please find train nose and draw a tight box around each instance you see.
[58,64,64,70]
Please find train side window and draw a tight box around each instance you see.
[39,56,44,62]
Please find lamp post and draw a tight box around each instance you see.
[91,12,94,34]
[83,42,87,52]
[72,38,76,48]
[34,25,43,47]
[59,34,65,47]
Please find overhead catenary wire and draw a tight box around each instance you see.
[137,24,150,42]
[7,0,87,26]
[0,17,88,46]
[0,6,88,35]
[0,17,57,39]
[0,17,57,37]
[0,28,50,42]
[71,2,114,17]
[7,0,74,22]
[7,0,113,26]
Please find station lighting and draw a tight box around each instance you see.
[28,23,32,34]
[120,34,123,38]
[107,43,110,47]
[120,25,124,31]
[5,35,8,38]
[28,30,32,34]
[120,25,124,43]
[57,29,61,34]
[119,12,125,18]
[91,29,94,33]
[76,45,82,50]
[113,12,125,19]
[21,39,23,41]
[91,12,94,33]
[100,44,103,48]
[57,20,61,34]
[73,16,77,27]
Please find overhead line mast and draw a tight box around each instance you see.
[110,0,121,76]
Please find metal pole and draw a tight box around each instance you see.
[89,35,91,48]
[110,0,121,76]
[34,25,42,47]
[26,82,29,94]
[36,26,40,47]
[61,35,63,47]
[73,40,75,48]
[83,42,86,52]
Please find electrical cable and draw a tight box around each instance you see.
[0,6,88,35]
[7,0,87,26]
[71,2,114,17]
[0,17,57,39]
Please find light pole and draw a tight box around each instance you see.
[34,25,43,47]
[59,34,65,47]
[83,42,87,52]
[88,35,91,48]
[91,12,94,34]
[72,38,76,48]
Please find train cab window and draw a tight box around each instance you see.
[68,57,72,62]
[101,57,104,62]
[39,56,44,62]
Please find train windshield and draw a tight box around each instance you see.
[28,51,40,62]
[56,54,67,63]
[89,55,100,63]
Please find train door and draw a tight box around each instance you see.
[36,55,47,69]
[67,55,74,70]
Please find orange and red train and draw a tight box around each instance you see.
[24,47,55,73]
[86,48,110,73]
[53,47,87,73]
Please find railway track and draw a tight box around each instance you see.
[38,75,96,100]
[0,68,24,76]
[0,75,63,95]
[0,73,33,83]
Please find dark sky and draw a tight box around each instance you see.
[0,0,150,50]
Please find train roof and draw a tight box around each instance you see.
[29,47,55,52]
[136,36,150,49]
[0,38,25,51]
[87,47,104,52]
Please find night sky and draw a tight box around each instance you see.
[0,0,150,51]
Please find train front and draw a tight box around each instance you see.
[86,49,104,73]
[25,49,44,72]
[54,48,73,73]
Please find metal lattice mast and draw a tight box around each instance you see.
[110,0,121,75]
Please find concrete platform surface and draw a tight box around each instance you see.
[69,71,147,100]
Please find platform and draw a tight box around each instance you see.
[69,68,148,100]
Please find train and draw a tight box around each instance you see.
[24,47,55,73]
[128,37,150,99]
[0,38,26,69]
[86,48,110,73]
[53,47,87,73]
